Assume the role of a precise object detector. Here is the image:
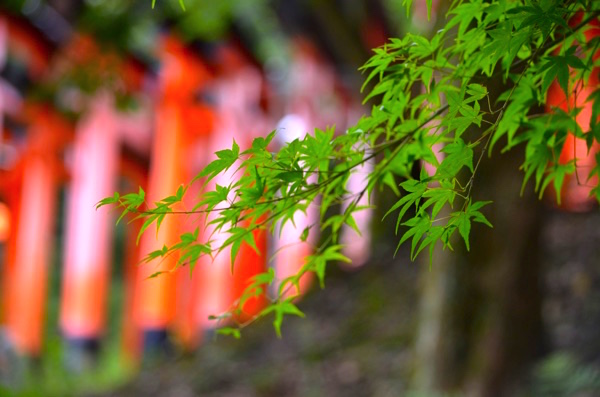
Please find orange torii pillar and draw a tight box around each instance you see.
[0,15,54,356]
[191,124,268,332]
[276,38,372,289]
[191,43,271,333]
[546,16,600,211]
[4,105,70,357]
[171,95,218,350]
[47,34,152,363]
[135,36,213,355]
[221,46,270,323]
[0,202,9,244]
[217,44,271,323]
[271,39,352,297]
[0,171,19,329]
[0,200,11,328]
[272,115,318,298]
[60,93,147,367]
[0,131,20,337]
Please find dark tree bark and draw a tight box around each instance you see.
[414,136,546,397]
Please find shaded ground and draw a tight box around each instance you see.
[541,210,600,364]
[99,244,420,397]
[92,209,600,397]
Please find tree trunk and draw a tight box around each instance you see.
[414,146,546,396]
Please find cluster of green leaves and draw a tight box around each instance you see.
[101,0,600,337]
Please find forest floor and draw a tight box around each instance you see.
[99,240,420,397]
[95,208,600,397]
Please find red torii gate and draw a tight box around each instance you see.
[134,35,214,354]
[191,41,272,335]
[546,14,600,211]
[0,13,73,358]
[57,34,152,366]
[0,17,370,367]
[273,37,365,296]
[4,104,71,357]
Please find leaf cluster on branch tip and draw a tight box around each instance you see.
[99,0,600,337]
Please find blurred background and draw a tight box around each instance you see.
[0,0,599,396]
